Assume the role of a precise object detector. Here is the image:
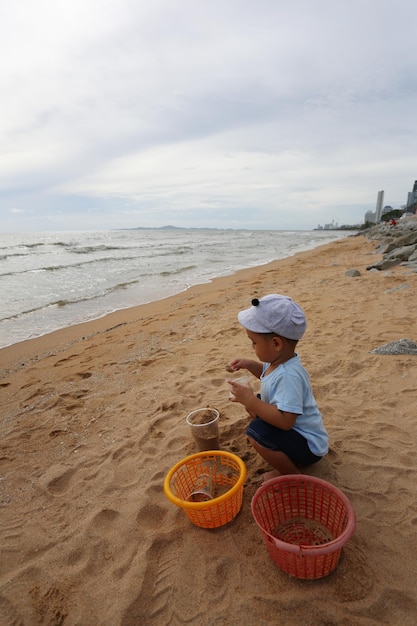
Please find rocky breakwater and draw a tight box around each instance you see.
[364,215,417,271]
[362,215,417,356]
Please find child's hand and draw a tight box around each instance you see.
[227,378,253,405]
[227,358,247,372]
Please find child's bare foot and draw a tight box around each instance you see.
[261,469,280,483]
[249,469,280,485]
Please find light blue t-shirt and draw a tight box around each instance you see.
[261,355,329,456]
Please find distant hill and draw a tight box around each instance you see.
[127,225,179,230]
[124,225,231,231]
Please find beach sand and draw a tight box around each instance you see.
[1,234,416,625]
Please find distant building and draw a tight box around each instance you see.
[364,180,417,225]
[375,190,384,222]
[315,220,339,230]
[406,180,417,210]
[382,205,393,217]
[365,210,376,224]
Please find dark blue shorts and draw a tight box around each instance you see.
[246,417,322,468]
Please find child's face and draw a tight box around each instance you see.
[246,330,280,363]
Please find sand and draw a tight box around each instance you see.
[1,234,417,625]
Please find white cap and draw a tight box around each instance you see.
[238,294,306,340]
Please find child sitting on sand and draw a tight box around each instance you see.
[228,294,328,481]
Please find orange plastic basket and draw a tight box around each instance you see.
[164,451,247,528]
[251,475,356,579]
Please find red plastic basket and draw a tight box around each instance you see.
[251,475,356,579]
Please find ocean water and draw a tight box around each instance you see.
[0,228,350,348]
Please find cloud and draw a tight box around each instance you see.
[1,0,417,231]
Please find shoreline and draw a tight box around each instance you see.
[2,233,417,624]
[1,229,350,353]
[0,234,353,371]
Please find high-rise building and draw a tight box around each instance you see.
[411,180,417,205]
[375,190,384,222]
[406,180,417,209]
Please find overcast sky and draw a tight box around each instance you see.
[1,0,416,232]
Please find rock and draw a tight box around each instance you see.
[387,244,417,261]
[366,258,402,270]
[371,339,417,355]
[364,217,417,270]
[384,284,409,293]
[345,269,361,277]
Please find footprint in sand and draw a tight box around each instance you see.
[122,530,241,625]
[91,508,120,530]
[30,585,68,625]
[42,466,78,496]
[136,502,168,529]
[325,538,373,602]
[53,354,80,366]
[111,440,135,462]
[65,371,93,381]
